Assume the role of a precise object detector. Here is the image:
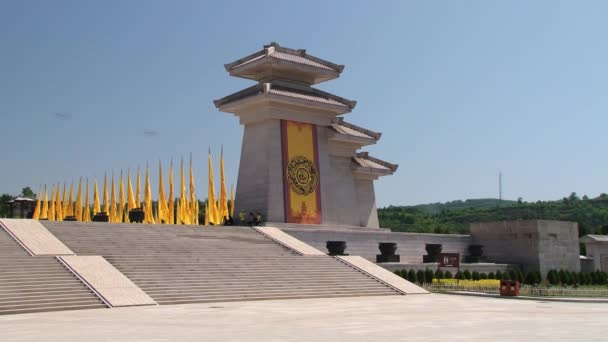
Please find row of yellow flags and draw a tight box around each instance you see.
[32,150,234,225]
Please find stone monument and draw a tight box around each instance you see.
[214,43,397,228]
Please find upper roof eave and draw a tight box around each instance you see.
[224,42,344,73]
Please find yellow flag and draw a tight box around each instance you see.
[179,158,190,224]
[168,161,174,224]
[219,147,228,222]
[93,178,101,215]
[67,182,74,217]
[75,178,82,221]
[48,185,55,221]
[41,185,49,219]
[189,155,197,224]
[103,174,109,215]
[55,182,63,221]
[204,201,209,225]
[144,164,155,224]
[83,178,91,222]
[109,173,117,222]
[32,186,41,220]
[158,161,168,224]
[136,166,141,209]
[229,184,235,217]
[119,171,126,223]
[61,183,67,219]
[207,149,219,225]
[127,169,136,212]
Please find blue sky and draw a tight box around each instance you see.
[1,0,607,206]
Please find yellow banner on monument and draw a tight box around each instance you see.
[281,120,322,224]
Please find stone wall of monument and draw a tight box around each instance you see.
[470,220,580,274]
[233,119,285,223]
[319,153,359,227]
[283,228,472,263]
[354,178,379,228]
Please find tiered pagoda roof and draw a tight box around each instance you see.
[215,43,398,178]
[352,152,398,177]
[224,42,344,85]
[214,80,356,114]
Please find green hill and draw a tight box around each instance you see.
[407,198,517,215]
[378,193,608,235]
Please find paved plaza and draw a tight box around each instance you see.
[1,294,607,341]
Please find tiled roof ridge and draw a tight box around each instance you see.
[214,80,357,109]
[355,152,399,172]
[224,42,344,73]
[271,80,356,109]
[332,118,381,140]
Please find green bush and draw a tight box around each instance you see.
[578,272,587,285]
[480,273,488,280]
[463,270,472,280]
[416,270,425,285]
[516,270,525,283]
[495,270,503,280]
[488,272,495,279]
[558,270,567,285]
[547,270,559,285]
[509,270,517,282]
[435,269,444,280]
[444,270,453,279]
[407,269,417,283]
[472,271,480,281]
[524,272,535,285]
[424,268,434,284]
[501,272,511,280]
[455,271,463,280]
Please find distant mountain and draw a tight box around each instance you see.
[400,198,517,215]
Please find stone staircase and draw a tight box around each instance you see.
[0,228,107,315]
[44,222,401,304]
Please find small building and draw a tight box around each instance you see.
[580,235,608,272]
[470,220,580,275]
[6,197,36,218]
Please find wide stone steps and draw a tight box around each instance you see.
[0,227,28,255]
[154,292,395,305]
[41,222,401,306]
[0,256,107,315]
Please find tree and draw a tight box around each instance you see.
[21,186,35,198]
[416,270,425,285]
[407,269,417,283]
[0,194,15,217]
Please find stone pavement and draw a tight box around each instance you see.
[1,294,607,341]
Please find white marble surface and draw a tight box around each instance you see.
[0,219,73,255]
[59,255,156,307]
[337,255,429,294]
[255,227,326,255]
[1,295,607,341]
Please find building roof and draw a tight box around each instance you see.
[330,117,381,141]
[580,235,608,243]
[214,80,356,112]
[8,196,36,203]
[352,152,398,177]
[223,43,344,84]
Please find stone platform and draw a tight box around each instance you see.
[2,295,607,341]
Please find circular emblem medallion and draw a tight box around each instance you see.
[286,156,318,196]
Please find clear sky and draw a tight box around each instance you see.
[1,0,607,207]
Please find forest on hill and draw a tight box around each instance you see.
[378,193,608,236]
